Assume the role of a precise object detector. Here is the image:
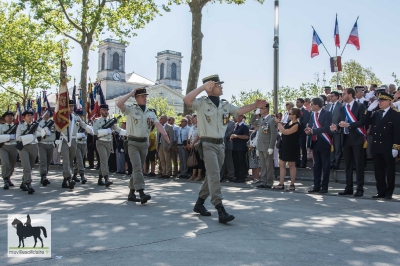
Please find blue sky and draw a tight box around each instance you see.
[64,0,400,100]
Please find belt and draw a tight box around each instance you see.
[40,142,54,145]
[98,138,112,142]
[200,137,224,144]
[4,142,16,146]
[128,136,147,143]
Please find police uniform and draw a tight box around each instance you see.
[37,109,56,186]
[73,110,90,184]
[92,104,125,187]
[121,88,157,203]
[191,75,239,223]
[16,110,45,194]
[365,92,400,199]
[0,111,18,189]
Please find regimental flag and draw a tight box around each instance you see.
[330,56,342,72]
[72,84,77,113]
[43,91,53,117]
[14,103,21,124]
[35,96,42,121]
[76,87,83,111]
[54,59,70,132]
[346,19,360,50]
[334,14,340,48]
[86,82,94,118]
[311,29,323,58]
[89,83,105,120]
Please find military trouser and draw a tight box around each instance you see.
[0,144,18,180]
[61,138,77,178]
[38,143,53,176]
[127,140,148,191]
[74,142,87,175]
[259,150,274,186]
[18,144,38,184]
[96,140,113,177]
[198,142,225,206]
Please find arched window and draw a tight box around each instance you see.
[160,63,164,80]
[171,63,177,80]
[113,52,119,70]
[101,53,105,71]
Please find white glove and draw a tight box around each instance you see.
[268,148,274,155]
[55,140,62,146]
[107,128,112,134]
[120,149,124,153]
[9,134,15,140]
[255,108,260,115]
[368,100,379,111]
[392,149,398,158]
[46,128,51,136]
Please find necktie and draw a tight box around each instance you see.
[377,110,384,123]
[344,104,350,134]
[312,113,318,142]
[330,103,335,112]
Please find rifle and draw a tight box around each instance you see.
[77,125,86,141]
[94,115,122,140]
[42,120,54,140]
[16,111,48,150]
[0,124,18,148]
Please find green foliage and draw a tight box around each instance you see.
[392,73,400,87]
[0,88,26,113]
[329,60,382,88]
[231,89,271,120]
[147,96,179,119]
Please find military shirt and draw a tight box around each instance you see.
[192,97,239,139]
[0,123,17,144]
[122,104,159,138]
[38,119,56,143]
[93,117,122,141]
[16,122,43,145]
[58,114,89,139]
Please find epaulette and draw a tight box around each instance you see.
[392,107,400,112]
[148,108,157,116]
[221,99,227,101]
[201,96,208,99]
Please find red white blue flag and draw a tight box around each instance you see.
[311,29,323,58]
[334,14,340,48]
[346,19,360,50]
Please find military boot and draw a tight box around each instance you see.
[3,178,10,190]
[8,178,14,187]
[104,175,113,187]
[138,189,151,204]
[41,175,49,186]
[97,176,105,186]
[62,177,75,189]
[215,203,235,223]
[80,173,87,184]
[127,189,141,202]
[26,183,35,194]
[20,182,27,191]
[72,173,81,183]
[193,197,211,216]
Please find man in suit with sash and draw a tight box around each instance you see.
[305,97,333,193]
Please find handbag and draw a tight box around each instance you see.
[187,149,198,167]
[275,135,282,149]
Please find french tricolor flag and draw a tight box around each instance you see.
[311,29,323,58]
[346,19,360,50]
[334,14,340,48]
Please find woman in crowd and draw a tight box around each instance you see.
[247,119,260,182]
[187,114,205,181]
[274,108,301,191]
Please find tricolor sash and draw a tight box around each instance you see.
[313,112,332,146]
[344,105,367,137]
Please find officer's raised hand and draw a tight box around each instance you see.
[255,99,267,109]
[368,100,379,111]
[202,81,215,92]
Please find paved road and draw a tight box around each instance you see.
[1,167,399,265]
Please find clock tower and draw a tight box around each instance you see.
[97,39,127,82]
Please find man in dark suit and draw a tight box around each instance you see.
[328,91,342,169]
[296,98,310,168]
[330,88,366,197]
[354,86,369,108]
[365,92,400,200]
[305,97,333,193]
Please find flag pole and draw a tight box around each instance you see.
[341,16,359,57]
[336,14,339,86]
[311,26,332,57]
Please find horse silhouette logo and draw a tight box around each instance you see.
[8,214,51,257]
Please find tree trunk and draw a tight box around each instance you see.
[80,43,91,121]
[184,0,208,115]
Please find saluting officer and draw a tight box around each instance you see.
[183,74,266,223]
[73,109,91,184]
[16,110,46,194]
[365,92,400,200]
[37,107,55,186]
[56,100,92,189]
[116,88,170,204]
[92,104,125,187]
[0,110,18,189]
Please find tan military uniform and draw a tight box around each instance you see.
[92,117,124,177]
[74,127,88,175]
[192,97,239,206]
[0,123,18,182]
[38,119,56,177]
[16,122,43,184]
[122,104,158,191]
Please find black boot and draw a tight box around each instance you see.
[8,178,14,187]
[3,178,10,190]
[193,197,211,216]
[127,189,141,202]
[41,175,49,187]
[20,182,27,191]
[26,183,35,194]
[97,176,105,186]
[104,175,113,187]
[72,173,81,183]
[138,189,151,204]
[215,203,235,223]
[62,177,75,189]
[80,173,87,184]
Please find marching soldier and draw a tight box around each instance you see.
[37,107,55,186]
[183,74,266,223]
[73,110,91,184]
[365,92,400,200]
[92,104,126,187]
[116,88,170,204]
[0,110,18,189]
[16,110,46,194]
[56,100,92,189]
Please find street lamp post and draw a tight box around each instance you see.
[273,0,279,115]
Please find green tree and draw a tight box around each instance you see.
[0,2,64,106]
[147,96,179,119]
[0,89,25,113]
[329,60,382,88]
[21,0,165,120]
[171,0,265,115]
[231,89,271,119]
[392,72,400,87]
